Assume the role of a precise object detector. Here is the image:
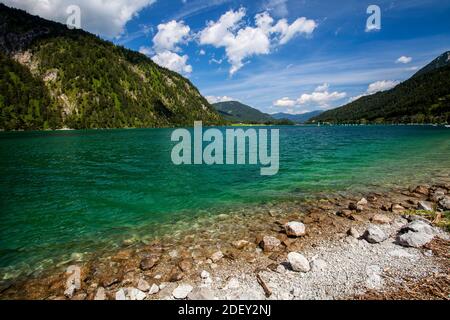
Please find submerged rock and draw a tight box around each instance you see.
[232,240,250,249]
[431,191,445,203]
[363,225,387,244]
[287,252,310,272]
[210,251,224,263]
[413,185,430,196]
[260,236,281,252]
[140,254,160,271]
[168,268,185,282]
[357,198,368,206]
[178,259,193,272]
[337,209,353,218]
[284,221,306,237]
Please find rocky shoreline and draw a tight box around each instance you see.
[1,180,449,300]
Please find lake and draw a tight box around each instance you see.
[0,125,449,279]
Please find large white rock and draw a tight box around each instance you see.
[401,220,435,236]
[284,221,306,237]
[398,231,434,248]
[363,225,387,244]
[288,252,310,272]
[172,284,194,299]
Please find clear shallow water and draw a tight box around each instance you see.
[0,125,449,278]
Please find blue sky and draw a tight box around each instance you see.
[3,0,450,114]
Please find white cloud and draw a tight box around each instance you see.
[206,95,236,103]
[140,19,193,75]
[152,20,190,53]
[348,80,400,102]
[314,83,329,92]
[209,58,223,64]
[199,49,206,55]
[2,0,156,38]
[272,84,346,109]
[367,80,399,93]
[272,17,317,45]
[396,56,412,64]
[274,97,296,107]
[199,9,316,75]
[262,0,288,17]
[298,90,347,106]
[151,50,192,75]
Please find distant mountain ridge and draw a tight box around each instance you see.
[213,101,292,124]
[310,51,450,124]
[0,4,224,130]
[413,51,450,78]
[272,111,323,124]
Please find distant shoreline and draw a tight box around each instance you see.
[1,123,449,133]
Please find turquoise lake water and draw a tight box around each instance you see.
[0,125,449,279]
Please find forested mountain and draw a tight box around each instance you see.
[213,101,292,124]
[0,4,224,130]
[272,110,323,124]
[310,51,450,124]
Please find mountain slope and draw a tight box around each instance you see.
[272,110,323,124]
[213,101,289,124]
[0,4,223,130]
[413,51,450,78]
[310,51,450,124]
